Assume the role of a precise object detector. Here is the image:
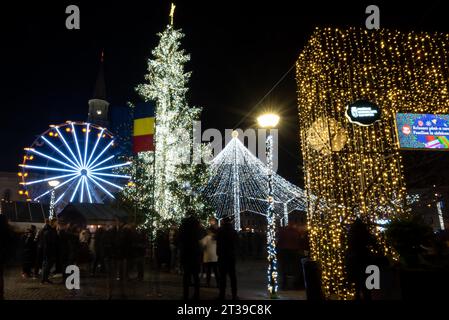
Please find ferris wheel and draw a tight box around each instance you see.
[18,121,131,211]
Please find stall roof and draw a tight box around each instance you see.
[1,201,48,223]
[58,203,128,224]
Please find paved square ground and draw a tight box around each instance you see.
[3,259,306,300]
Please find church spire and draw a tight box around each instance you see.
[88,50,110,127]
[92,50,106,100]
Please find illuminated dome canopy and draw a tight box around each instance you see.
[203,136,307,230]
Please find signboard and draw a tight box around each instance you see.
[345,100,381,126]
[395,113,449,150]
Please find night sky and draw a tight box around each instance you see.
[1,0,448,186]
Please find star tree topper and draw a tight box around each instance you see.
[170,3,176,26]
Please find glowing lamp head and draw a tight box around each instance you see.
[257,113,280,128]
[232,130,239,138]
[48,180,60,188]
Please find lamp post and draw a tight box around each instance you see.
[257,113,280,299]
[48,180,60,220]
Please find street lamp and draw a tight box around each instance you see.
[257,113,280,129]
[257,112,280,299]
[48,180,60,220]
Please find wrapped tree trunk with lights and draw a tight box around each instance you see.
[136,4,210,224]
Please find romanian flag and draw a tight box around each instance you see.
[133,102,155,153]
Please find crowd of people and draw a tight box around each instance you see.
[158,214,239,300]
[0,212,311,300]
[0,213,246,300]
[19,219,148,286]
[0,216,149,299]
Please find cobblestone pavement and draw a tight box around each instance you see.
[3,259,306,300]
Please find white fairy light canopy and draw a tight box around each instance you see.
[203,134,307,226]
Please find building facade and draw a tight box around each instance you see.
[0,171,20,203]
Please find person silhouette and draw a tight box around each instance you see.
[216,217,239,300]
[178,211,202,300]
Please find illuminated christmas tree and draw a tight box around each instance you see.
[136,4,210,223]
[118,150,157,228]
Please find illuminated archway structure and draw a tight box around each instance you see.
[296,27,449,299]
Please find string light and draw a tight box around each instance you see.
[296,27,449,299]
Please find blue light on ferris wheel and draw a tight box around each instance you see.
[19,122,131,207]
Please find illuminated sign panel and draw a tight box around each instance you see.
[345,100,381,126]
[395,113,449,150]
